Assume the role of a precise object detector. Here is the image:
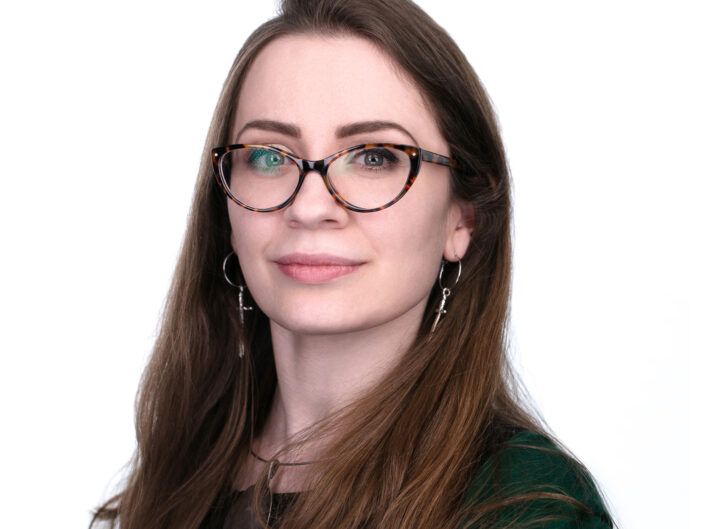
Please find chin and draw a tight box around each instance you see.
[273,316,369,336]
[267,303,385,336]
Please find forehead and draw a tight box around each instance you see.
[234,34,442,148]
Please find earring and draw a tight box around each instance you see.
[222,251,253,358]
[431,259,462,333]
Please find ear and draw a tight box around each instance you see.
[229,232,238,254]
[443,200,474,261]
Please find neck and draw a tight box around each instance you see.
[255,302,425,459]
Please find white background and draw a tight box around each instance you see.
[0,1,701,528]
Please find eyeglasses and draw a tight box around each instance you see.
[211,143,456,212]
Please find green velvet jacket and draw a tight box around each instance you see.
[464,430,613,528]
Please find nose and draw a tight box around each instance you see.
[282,169,350,228]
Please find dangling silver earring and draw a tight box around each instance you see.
[222,251,253,358]
[431,259,462,333]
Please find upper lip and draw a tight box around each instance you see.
[274,253,365,266]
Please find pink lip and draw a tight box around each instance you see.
[274,253,365,283]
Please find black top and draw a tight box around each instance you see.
[201,483,296,529]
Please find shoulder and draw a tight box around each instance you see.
[465,430,614,529]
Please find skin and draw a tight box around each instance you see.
[227,35,473,486]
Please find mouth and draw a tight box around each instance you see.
[274,253,365,283]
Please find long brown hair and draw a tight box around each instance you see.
[91,1,605,528]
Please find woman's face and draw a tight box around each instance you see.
[228,35,472,336]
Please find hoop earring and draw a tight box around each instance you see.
[222,251,253,358]
[431,259,462,333]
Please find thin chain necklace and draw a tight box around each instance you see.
[249,447,316,467]
[249,447,315,526]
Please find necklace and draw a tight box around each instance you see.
[249,448,315,526]
[249,447,316,467]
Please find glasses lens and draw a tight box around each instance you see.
[219,147,299,209]
[328,146,412,209]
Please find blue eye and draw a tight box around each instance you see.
[248,149,286,172]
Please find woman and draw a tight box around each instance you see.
[92,0,614,528]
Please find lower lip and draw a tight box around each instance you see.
[276,263,363,283]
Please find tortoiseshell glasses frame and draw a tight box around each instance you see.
[211,143,456,213]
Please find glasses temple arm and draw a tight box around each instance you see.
[420,149,457,169]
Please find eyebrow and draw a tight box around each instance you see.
[336,121,418,145]
[235,120,301,142]
[235,119,418,145]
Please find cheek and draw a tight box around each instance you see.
[365,201,451,302]
[374,196,451,261]
[227,203,240,252]
[226,205,272,283]
[227,204,263,255]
